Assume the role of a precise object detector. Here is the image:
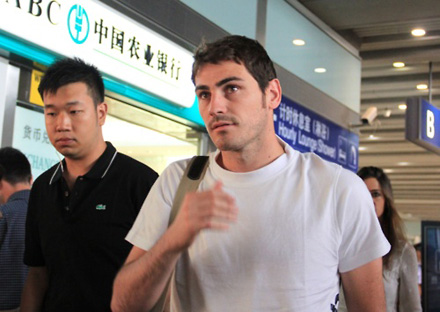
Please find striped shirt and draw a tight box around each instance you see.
[0,190,30,310]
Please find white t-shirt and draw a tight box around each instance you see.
[127,140,390,312]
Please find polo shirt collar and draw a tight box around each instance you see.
[49,142,118,185]
[8,189,31,203]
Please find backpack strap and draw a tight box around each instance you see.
[169,155,209,225]
[151,155,209,312]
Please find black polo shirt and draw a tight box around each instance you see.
[24,142,158,312]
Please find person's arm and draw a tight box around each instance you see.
[20,266,48,312]
[398,244,422,312]
[111,181,238,312]
[111,232,182,312]
[340,258,386,312]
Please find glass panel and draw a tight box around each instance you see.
[104,97,200,173]
[180,0,258,38]
[266,1,360,112]
[179,0,361,112]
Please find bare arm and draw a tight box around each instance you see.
[20,266,48,312]
[340,258,385,312]
[111,181,238,312]
[111,234,181,312]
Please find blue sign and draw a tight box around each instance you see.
[405,98,440,155]
[421,101,440,147]
[67,4,90,44]
[274,96,359,172]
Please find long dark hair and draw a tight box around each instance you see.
[357,166,407,268]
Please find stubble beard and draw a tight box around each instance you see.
[213,96,268,152]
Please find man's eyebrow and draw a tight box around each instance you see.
[215,76,243,87]
[195,76,243,92]
[195,85,209,92]
[44,101,80,109]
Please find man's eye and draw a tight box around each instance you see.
[226,85,239,93]
[198,92,209,100]
[46,112,56,117]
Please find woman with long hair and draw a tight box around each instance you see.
[339,166,422,311]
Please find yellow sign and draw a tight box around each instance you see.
[30,69,44,107]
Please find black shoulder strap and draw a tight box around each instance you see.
[168,156,209,226]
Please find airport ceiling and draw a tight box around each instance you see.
[293,0,440,221]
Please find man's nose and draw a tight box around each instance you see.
[55,112,71,131]
[209,92,226,116]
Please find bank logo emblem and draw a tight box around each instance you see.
[67,4,90,44]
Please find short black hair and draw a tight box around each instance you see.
[0,147,32,185]
[192,35,277,94]
[38,57,105,107]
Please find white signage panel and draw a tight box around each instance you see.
[12,106,59,179]
[0,0,195,108]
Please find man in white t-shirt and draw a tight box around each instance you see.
[112,35,390,312]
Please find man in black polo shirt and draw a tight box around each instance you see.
[20,58,158,312]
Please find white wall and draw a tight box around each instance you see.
[405,220,422,244]
[0,57,8,144]
[0,57,20,147]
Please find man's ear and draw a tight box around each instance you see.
[97,102,108,126]
[266,79,282,110]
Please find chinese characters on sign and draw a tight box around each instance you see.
[93,18,182,82]
[275,96,359,172]
[12,106,58,179]
[22,125,51,145]
[1,0,195,108]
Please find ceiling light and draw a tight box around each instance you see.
[393,62,405,68]
[383,108,392,118]
[397,161,410,166]
[359,146,367,151]
[398,104,407,110]
[417,83,428,90]
[314,67,326,73]
[411,28,426,37]
[292,39,305,46]
[368,134,378,140]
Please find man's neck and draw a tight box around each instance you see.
[218,136,284,172]
[63,141,107,190]
[3,182,31,203]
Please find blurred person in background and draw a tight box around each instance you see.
[0,147,32,311]
[340,166,422,312]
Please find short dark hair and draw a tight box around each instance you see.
[0,147,32,185]
[191,35,277,94]
[38,57,105,107]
